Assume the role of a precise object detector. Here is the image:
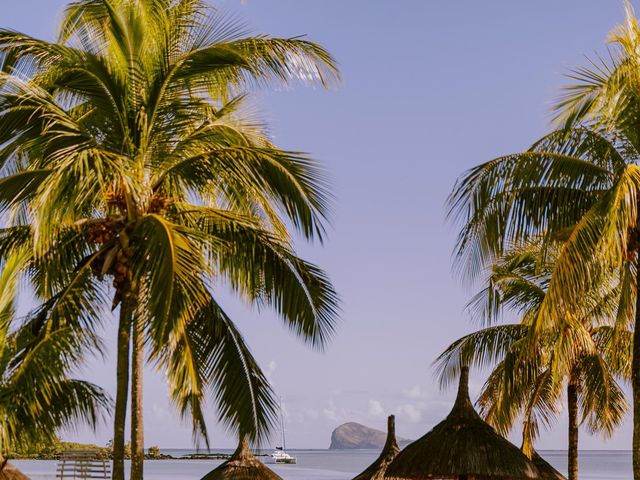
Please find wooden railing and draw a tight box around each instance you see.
[56,449,110,479]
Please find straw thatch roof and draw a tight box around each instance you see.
[384,366,541,480]
[353,415,401,480]
[531,452,566,480]
[199,438,282,480]
[0,461,30,480]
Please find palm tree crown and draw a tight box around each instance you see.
[447,3,640,476]
[0,1,341,479]
[435,244,629,479]
[0,252,110,463]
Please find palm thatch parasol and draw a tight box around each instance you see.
[531,452,565,480]
[384,366,542,480]
[0,461,30,480]
[353,415,401,480]
[199,438,283,480]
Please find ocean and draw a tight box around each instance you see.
[12,449,632,479]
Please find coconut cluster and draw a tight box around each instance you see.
[86,217,134,306]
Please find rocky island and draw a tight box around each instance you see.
[330,422,413,449]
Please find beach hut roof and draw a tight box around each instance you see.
[384,366,542,480]
[0,461,30,480]
[199,438,283,480]
[352,415,401,480]
[531,452,566,480]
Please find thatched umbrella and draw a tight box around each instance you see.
[531,452,566,480]
[0,461,30,480]
[199,438,283,480]
[384,366,541,480]
[353,415,401,480]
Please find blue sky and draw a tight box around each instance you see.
[4,1,632,449]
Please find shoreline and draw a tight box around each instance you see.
[10,453,237,461]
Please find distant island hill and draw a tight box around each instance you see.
[329,422,413,449]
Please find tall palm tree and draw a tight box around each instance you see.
[447,3,640,476]
[0,1,341,479]
[0,251,111,478]
[435,245,630,480]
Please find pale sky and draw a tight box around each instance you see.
[4,1,632,450]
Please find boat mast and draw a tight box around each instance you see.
[279,397,286,452]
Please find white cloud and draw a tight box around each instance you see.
[323,399,338,422]
[402,384,426,400]
[368,399,384,417]
[268,360,277,373]
[266,360,277,383]
[303,407,319,420]
[398,404,423,423]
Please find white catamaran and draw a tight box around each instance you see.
[266,399,297,464]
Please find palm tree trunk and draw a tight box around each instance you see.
[130,313,144,480]
[567,379,579,480]
[112,299,133,480]
[633,256,640,480]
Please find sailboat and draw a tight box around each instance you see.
[266,399,297,465]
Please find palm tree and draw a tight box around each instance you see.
[0,251,111,478]
[0,1,341,479]
[447,3,640,476]
[435,245,630,480]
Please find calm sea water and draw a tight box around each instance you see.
[12,449,632,479]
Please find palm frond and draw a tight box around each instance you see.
[175,206,339,349]
[434,324,529,389]
[448,150,613,282]
[577,353,628,437]
[152,294,277,445]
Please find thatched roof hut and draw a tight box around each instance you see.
[353,415,401,480]
[0,461,30,480]
[531,452,566,480]
[199,438,282,480]
[384,366,542,480]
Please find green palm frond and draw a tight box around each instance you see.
[175,206,339,348]
[154,294,277,446]
[135,214,210,340]
[478,359,560,449]
[434,324,529,389]
[0,321,110,456]
[0,249,25,329]
[0,170,51,214]
[465,242,550,326]
[592,325,632,380]
[518,369,559,457]
[19,257,108,356]
[552,51,630,131]
[157,145,332,241]
[438,238,629,451]
[534,165,640,333]
[577,353,628,437]
[552,1,640,149]
[448,149,614,282]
